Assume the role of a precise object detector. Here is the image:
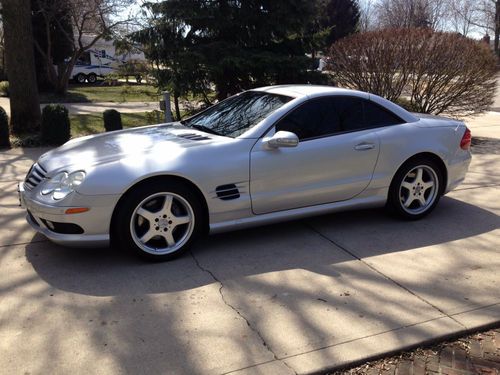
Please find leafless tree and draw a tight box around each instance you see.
[375,0,447,30]
[1,0,41,134]
[329,28,497,116]
[477,0,499,57]
[34,0,133,94]
[445,0,482,37]
[359,0,376,31]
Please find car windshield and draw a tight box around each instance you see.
[182,91,293,137]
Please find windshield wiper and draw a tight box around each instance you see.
[189,124,222,136]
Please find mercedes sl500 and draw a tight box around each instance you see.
[18,85,472,260]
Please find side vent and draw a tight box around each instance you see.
[177,133,211,141]
[216,184,240,201]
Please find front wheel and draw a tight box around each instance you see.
[387,158,443,220]
[113,181,205,261]
[75,73,87,84]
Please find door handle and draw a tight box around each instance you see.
[354,143,375,151]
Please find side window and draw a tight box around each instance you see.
[331,96,404,132]
[275,95,404,141]
[331,97,365,131]
[77,52,91,66]
[275,97,341,140]
[363,100,403,127]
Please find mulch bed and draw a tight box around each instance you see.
[330,327,500,375]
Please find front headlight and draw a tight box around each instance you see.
[41,171,86,201]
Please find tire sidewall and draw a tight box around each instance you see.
[87,74,97,83]
[76,74,86,83]
[388,157,443,220]
[113,181,205,261]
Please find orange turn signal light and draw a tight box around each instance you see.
[65,207,90,215]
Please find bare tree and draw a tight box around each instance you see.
[34,0,133,94]
[329,28,497,116]
[375,0,447,30]
[445,0,481,37]
[480,0,500,57]
[1,0,40,134]
[359,0,375,31]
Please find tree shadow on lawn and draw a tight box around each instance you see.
[24,196,499,297]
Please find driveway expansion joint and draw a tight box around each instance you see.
[189,251,298,375]
[304,222,468,331]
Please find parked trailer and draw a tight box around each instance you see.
[71,39,146,84]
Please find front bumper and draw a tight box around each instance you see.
[18,181,118,247]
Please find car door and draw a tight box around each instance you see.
[250,95,382,215]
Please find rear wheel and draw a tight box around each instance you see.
[387,157,443,220]
[113,181,205,261]
[87,73,97,84]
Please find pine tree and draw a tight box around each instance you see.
[136,0,327,101]
[316,0,360,48]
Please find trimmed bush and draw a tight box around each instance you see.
[0,106,10,149]
[41,104,71,146]
[329,28,497,116]
[103,109,122,132]
[0,81,9,97]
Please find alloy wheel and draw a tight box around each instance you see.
[398,165,439,215]
[130,192,194,255]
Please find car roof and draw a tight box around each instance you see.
[251,85,369,99]
[250,85,418,124]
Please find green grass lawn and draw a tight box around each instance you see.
[40,84,160,104]
[70,111,161,138]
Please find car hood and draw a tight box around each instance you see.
[37,123,221,173]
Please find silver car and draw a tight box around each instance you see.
[18,85,472,260]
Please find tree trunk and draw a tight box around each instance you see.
[1,0,41,135]
[173,94,181,121]
[495,0,500,57]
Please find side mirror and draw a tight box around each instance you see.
[266,131,299,148]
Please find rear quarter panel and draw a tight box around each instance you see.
[370,119,470,193]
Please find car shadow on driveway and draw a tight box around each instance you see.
[24,196,499,297]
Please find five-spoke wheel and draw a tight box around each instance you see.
[130,193,194,255]
[388,157,443,220]
[113,180,204,261]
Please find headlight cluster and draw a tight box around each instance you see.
[41,171,86,201]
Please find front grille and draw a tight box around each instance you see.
[24,163,47,191]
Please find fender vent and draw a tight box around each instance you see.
[177,133,211,141]
[216,184,240,201]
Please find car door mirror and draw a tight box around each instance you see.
[266,131,299,148]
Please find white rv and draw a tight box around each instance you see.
[71,37,146,84]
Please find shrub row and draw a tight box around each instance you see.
[1,105,123,149]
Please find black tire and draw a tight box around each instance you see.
[75,73,87,84]
[386,157,444,220]
[87,73,97,84]
[112,180,206,261]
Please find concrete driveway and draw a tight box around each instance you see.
[0,123,499,374]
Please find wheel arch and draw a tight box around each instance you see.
[391,152,448,195]
[109,174,210,241]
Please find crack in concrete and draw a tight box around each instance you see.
[189,250,297,375]
[304,222,468,331]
